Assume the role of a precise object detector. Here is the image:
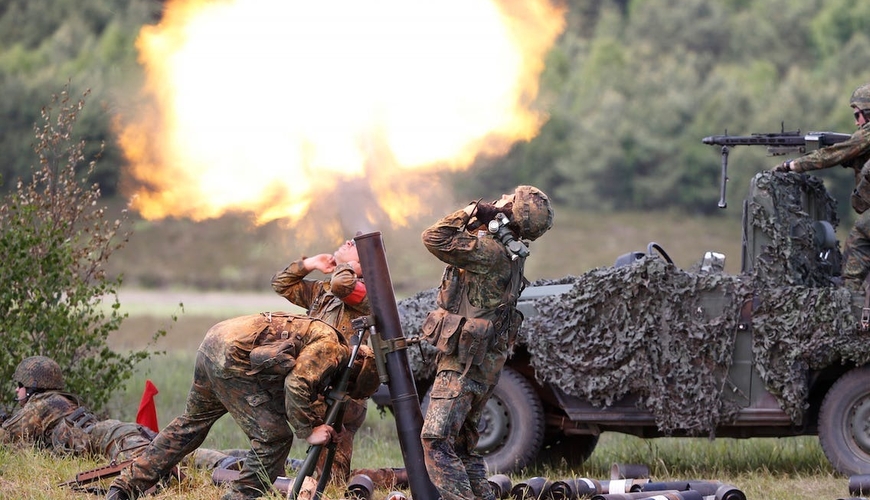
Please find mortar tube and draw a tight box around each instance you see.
[354,231,439,500]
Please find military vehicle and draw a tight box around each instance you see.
[379,142,870,477]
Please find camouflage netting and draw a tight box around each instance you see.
[397,287,440,384]
[395,172,870,436]
[521,259,752,436]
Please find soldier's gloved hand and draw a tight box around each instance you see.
[0,408,9,424]
[774,161,792,173]
[475,202,504,223]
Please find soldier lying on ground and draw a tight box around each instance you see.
[106,311,379,500]
[1,355,243,472]
[271,235,371,483]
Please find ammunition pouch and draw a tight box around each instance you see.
[421,308,494,373]
[851,163,870,214]
[421,308,464,355]
[456,317,493,369]
[246,339,298,377]
[65,406,98,433]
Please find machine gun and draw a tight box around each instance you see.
[702,128,851,209]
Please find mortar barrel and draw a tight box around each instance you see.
[355,232,440,500]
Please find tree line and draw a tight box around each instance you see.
[3,0,870,217]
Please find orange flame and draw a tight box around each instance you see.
[118,0,565,230]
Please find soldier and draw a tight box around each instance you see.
[419,186,554,500]
[106,312,379,500]
[271,237,372,483]
[1,355,155,462]
[774,83,870,290]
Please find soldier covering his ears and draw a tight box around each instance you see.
[419,185,554,500]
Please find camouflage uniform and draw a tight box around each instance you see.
[419,186,553,500]
[109,313,348,500]
[0,392,154,461]
[272,259,372,482]
[787,85,870,288]
[1,356,155,462]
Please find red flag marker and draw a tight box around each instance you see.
[136,379,159,433]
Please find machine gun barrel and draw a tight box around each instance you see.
[701,129,851,209]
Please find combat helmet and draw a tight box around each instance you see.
[13,355,64,391]
[850,83,870,111]
[511,185,554,241]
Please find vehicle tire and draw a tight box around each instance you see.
[421,366,545,474]
[541,434,599,467]
[478,367,545,473]
[819,365,870,475]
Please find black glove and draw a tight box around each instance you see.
[475,202,511,223]
[0,408,9,424]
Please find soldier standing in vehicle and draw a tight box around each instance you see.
[774,83,870,290]
[271,236,372,483]
[419,185,554,500]
[105,312,379,500]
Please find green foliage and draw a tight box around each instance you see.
[2,0,870,219]
[0,86,165,411]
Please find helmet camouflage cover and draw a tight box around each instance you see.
[511,185,554,241]
[14,355,64,390]
[850,83,870,110]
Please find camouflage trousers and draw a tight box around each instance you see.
[110,353,295,500]
[420,369,496,500]
[843,210,870,289]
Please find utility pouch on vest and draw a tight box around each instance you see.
[852,163,870,214]
[421,308,464,355]
[456,317,493,368]
[246,338,298,376]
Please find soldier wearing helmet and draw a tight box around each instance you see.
[2,355,156,461]
[774,83,870,290]
[419,185,553,500]
[270,235,374,483]
[106,312,382,500]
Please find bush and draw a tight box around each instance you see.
[0,85,165,411]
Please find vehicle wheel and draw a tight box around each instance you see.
[421,366,545,474]
[541,434,599,467]
[819,365,870,475]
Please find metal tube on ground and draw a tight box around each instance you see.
[488,474,512,499]
[850,475,870,496]
[510,477,551,500]
[354,232,439,500]
[346,473,375,500]
[611,464,651,480]
[591,490,682,500]
[548,478,602,500]
[714,483,746,500]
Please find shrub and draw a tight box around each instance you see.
[0,85,165,411]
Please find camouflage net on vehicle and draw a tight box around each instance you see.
[395,172,870,436]
[521,260,752,436]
